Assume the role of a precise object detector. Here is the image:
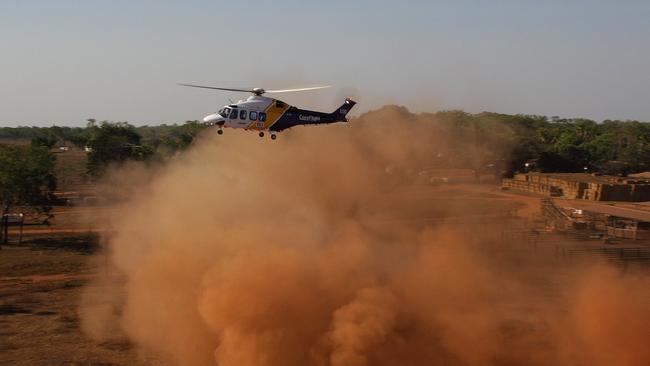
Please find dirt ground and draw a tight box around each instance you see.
[1,183,647,365]
[0,237,152,365]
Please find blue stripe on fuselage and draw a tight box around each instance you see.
[269,108,343,132]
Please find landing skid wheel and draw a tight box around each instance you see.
[217,129,223,135]
[259,132,265,138]
[271,134,277,140]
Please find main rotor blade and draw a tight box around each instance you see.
[265,86,331,93]
[177,83,253,93]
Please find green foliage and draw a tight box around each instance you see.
[136,120,206,157]
[86,122,151,177]
[422,111,650,174]
[1,119,208,180]
[0,144,56,214]
[0,125,92,148]
[31,135,57,149]
[2,112,650,176]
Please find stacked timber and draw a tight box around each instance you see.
[630,184,650,201]
[582,182,602,200]
[502,173,650,201]
[607,227,650,240]
[501,178,560,196]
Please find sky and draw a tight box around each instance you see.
[1,0,649,126]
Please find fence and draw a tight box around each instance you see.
[0,213,25,244]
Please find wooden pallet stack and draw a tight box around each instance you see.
[501,178,556,195]
[629,184,650,201]
[502,173,650,201]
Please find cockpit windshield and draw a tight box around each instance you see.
[219,107,231,117]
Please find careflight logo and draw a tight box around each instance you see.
[299,115,321,122]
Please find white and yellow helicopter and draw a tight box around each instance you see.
[179,83,356,139]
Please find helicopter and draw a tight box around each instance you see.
[179,84,356,139]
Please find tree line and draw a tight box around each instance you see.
[428,111,650,175]
[2,112,650,178]
[1,111,650,240]
[0,120,205,243]
[0,119,206,176]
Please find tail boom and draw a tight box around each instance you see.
[332,98,357,122]
[269,98,357,131]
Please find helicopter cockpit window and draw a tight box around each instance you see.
[229,109,238,119]
[276,101,285,108]
[219,108,230,117]
[249,111,258,120]
[239,110,247,120]
[259,112,267,122]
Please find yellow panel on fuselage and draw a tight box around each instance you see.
[247,99,290,130]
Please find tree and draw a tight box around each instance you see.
[86,122,153,178]
[0,145,56,245]
[136,121,206,157]
[31,134,57,148]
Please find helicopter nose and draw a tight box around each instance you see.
[203,113,223,124]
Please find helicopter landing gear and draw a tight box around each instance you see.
[217,129,223,135]
[259,131,265,138]
[271,134,277,140]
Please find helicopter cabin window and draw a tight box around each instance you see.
[239,110,247,120]
[259,112,267,122]
[249,111,258,120]
[220,108,230,117]
[275,101,285,108]
[229,109,238,119]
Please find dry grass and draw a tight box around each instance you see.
[0,238,156,365]
[2,183,646,365]
[52,148,95,195]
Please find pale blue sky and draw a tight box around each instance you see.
[1,0,649,126]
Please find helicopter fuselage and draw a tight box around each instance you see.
[203,95,356,134]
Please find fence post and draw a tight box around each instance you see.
[18,215,24,244]
[2,215,8,245]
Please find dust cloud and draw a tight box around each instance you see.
[81,107,650,366]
